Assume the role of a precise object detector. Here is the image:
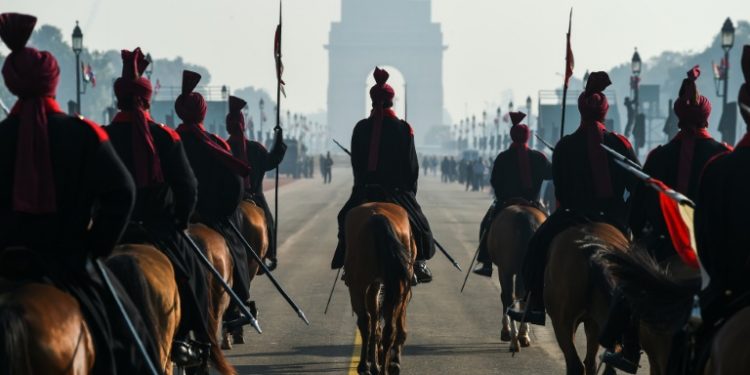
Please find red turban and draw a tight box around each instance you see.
[508,111,531,188]
[113,47,162,188]
[577,71,613,199]
[0,13,63,214]
[674,66,711,129]
[175,72,249,177]
[175,70,207,124]
[369,67,395,105]
[578,71,611,122]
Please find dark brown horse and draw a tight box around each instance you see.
[186,224,236,375]
[487,204,547,351]
[106,244,181,374]
[0,280,95,374]
[345,202,416,375]
[545,223,629,375]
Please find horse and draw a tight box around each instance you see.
[544,222,629,375]
[0,280,95,375]
[105,244,181,375]
[596,246,750,375]
[186,224,236,375]
[345,202,416,375]
[224,200,269,346]
[486,203,547,351]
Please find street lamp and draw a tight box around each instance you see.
[631,48,642,148]
[259,98,265,141]
[71,21,83,114]
[720,18,736,142]
[144,53,153,81]
[221,85,228,100]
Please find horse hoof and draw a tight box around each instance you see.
[500,328,512,342]
[509,337,520,353]
[231,328,245,345]
[602,365,617,375]
[519,336,531,348]
[389,363,401,375]
[221,335,232,350]
[357,363,369,375]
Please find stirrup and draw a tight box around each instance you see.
[601,350,640,374]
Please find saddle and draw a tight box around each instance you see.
[498,198,548,214]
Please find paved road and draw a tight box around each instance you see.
[223,166,637,374]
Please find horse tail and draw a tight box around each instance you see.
[105,255,160,350]
[370,214,411,303]
[205,286,235,375]
[514,208,542,253]
[594,245,698,330]
[0,305,32,375]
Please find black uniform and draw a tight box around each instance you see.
[696,135,750,324]
[106,117,213,342]
[476,147,552,264]
[178,128,252,304]
[521,125,639,307]
[0,111,160,375]
[332,114,435,268]
[227,133,286,262]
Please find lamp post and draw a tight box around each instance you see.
[720,17,736,142]
[221,85,228,101]
[631,48,642,118]
[144,53,153,81]
[71,21,83,114]
[259,98,265,141]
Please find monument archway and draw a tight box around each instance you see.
[326,0,445,145]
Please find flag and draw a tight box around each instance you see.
[647,178,699,269]
[274,2,286,97]
[712,61,722,80]
[86,64,96,87]
[154,79,161,98]
[564,8,574,89]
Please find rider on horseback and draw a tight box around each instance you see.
[105,48,214,367]
[226,95,287,271]
[600,65,731,373]
[332,67,436,283]
[696,44,750,341]
[0,13,160,374]
[508,72,640,325]
[174,71,255,325]
[473,112,552,277]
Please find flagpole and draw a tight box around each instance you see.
[560,8,573,141]
[274,1,282,263]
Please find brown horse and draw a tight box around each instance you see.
[186,224,236,375]
[705,307,750,374]
[0,281,95,374]
[345,202,416,375]
[224,200,269,346]
[105,244,181,374]
[545,222,629,375]
[487,204,547,351]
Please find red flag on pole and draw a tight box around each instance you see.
[274,3,286,97]
[647,178,700,269]
[564,8,574,88]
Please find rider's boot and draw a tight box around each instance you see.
[473,262,493,277]
[507,292,546,326]
[413,260,432,283]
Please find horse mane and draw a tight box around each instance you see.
[593,244,698,332]
[0,302,33,375]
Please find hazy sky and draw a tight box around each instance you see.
[3,0,748,121]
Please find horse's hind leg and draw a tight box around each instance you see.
[390,298,408,375]
[365,284,382,375]
[582,318,601,375]
[551,315,585,375]
[380,293,398,374]
[350,286,371,375]
[499,270,514,343]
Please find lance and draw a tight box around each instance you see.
[226,221,310,325]
[741,102,750,117]
[273,0,285,266]
[0,97,9,116]
[460,236,483,293]
[331,139,462,271]
[534,133,555,152]
[92,259,162,375]
[601,144,694,206]
[179,231,262,333]
[323,268,342,314]
[560,8,574,140]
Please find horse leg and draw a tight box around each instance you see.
[380,294,397,374]
[582,318,602,375]
[351,285,370,375]
[514,273,531,348]
[551,315,585,375]
[365,284,381,375]
[390,296,408,375]
[499,270,513,343]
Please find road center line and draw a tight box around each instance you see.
[348,330,362,374]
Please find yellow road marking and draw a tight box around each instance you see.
[348,330,362,374]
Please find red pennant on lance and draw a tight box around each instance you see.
[274,12,286,98]
[564,8,574,88]
[647,178,700,269]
